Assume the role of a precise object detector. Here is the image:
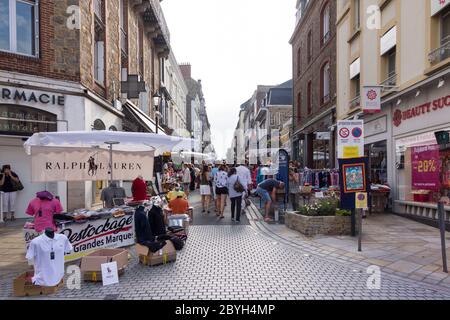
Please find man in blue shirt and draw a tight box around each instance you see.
[255,178,285,222]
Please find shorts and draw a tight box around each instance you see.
[2,191,17,212]
[255,187,271,203]
[215,187,228,195]
[200,185,211,196]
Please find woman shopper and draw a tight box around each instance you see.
[200,166,212,213]
[182,164,191,197]
[0,165,22,221]
[289,167,300,211]
[227,167,244,223]
[214,165,228,219]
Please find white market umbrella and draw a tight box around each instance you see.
[24,131,196,155]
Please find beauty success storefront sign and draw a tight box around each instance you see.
[30,147,154,182]
[24,215,135,262]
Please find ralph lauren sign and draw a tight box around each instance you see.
[1,87,65,106]
[31,147,154,182]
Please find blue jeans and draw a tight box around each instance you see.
[255,187,271,203]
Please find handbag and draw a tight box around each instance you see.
[234,177,245,193]
[12,178,24,191]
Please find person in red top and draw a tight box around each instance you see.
[169,196,190,214]
[132,175,148,201]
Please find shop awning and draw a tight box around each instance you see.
[24,131,195,155]
[122,102,167,135]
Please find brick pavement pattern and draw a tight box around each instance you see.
[0,223,449,300]
[0,192,449,300]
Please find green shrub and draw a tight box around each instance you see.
[336,209,352,216]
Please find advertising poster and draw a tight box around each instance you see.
[343,163,366,193]
[338,157,371,210]
[411,145,441,191]
[24,215,135,262]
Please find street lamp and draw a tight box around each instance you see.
[434,130,449,273]
[153,91,162,134]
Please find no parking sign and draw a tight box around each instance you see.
[337,120,364,159]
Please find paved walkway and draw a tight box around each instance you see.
[247,199,450,288]
[0,191,449,300]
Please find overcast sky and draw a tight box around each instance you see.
[161,0,295,159]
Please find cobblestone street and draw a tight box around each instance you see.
[1,192,449,300]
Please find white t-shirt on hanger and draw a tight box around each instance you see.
[26,233,73,287]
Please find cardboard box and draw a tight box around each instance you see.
[13,271,64,297]
[136,242,177,266]
[80,248,128,282]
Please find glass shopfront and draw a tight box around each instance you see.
[312,137,331,169]
[365,140,388,184]
[395,129,450,203]
[0,104,57,136]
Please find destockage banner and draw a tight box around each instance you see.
[24,215,135,262]
[30,147,154,182]
[411,145,441,191]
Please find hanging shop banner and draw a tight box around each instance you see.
[337,120,365,159]
[338,157,371,210]
[31,147,154,182]
[411,145,441,191]
[362,86,381,113]
[23,215,135,262]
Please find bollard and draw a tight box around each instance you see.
[0,191,4,224]
[438,201,448,273]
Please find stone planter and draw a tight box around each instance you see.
[285,212,360,236]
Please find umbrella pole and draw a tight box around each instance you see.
[105,141,120,186]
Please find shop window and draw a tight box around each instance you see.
[321,62,330,104]
[0,104,56,136]
[312,138,331,169]
[364,141,388,184]
[395,129,450,203]
[321,2,330,45]
[0,0,39,57]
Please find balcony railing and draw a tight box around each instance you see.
[94,0,103,21]
[381,73,397,88]
[349,96,360,109]
[429,37,450,65]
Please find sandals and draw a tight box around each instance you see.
[264,217,273,223]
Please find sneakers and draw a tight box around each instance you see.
[231,218,235,222]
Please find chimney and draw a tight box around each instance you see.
[179,63,191,79]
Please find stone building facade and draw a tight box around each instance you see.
[291,0,337,169]
[0,0,171,216]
